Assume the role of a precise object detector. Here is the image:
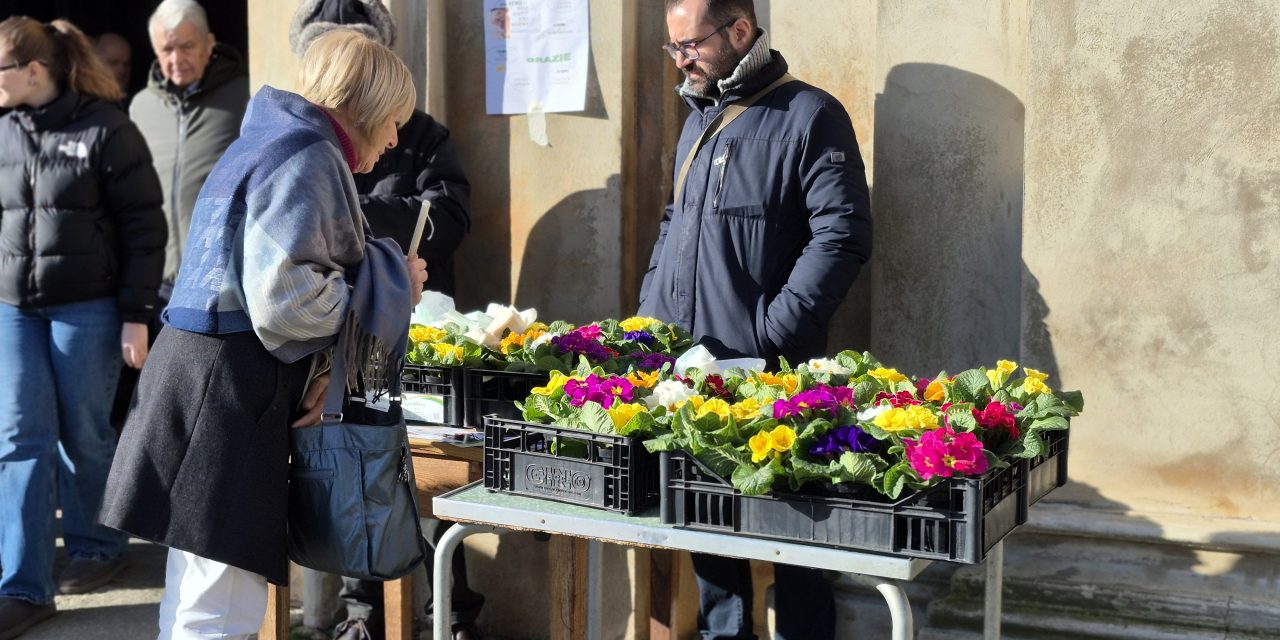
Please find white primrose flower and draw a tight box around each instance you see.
[857,404,892,422]
[644,380,698,410]
[806,358,851,376]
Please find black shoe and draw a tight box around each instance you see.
[332,618,372,640]
[0,598,56,640]
[453,623,484,640]
[57,554,130,595]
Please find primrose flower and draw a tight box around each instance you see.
[924,379,946,402]
[623,330,655,345]
[619,316,660,332]
[973,401,1020,438]
[625,369,660,389]
[806,358,851,376]
[531,372,573,396]
[754,371,799,395]
[904,426,989,480]
[769,426,797,453]
[634,352,676,371]
[696,398,733,421]
[552,332,611,362]
[873,404,940,432]
[607,403,647,431]
[1022,367,1051,395]
[810,425,883,458]
[429,342,463,361]
[749,432,772,463]
[729,398,762,421]
[857,403,891,422]
[644,380,699,410]
[409,325,447,344]
[868,367,908,385]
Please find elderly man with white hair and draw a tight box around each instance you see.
[130,0,248,304]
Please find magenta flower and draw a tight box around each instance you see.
[904,426,989,480]
[563,374,634,409]
[575,325,603,341]
[973,401,1020,438]
[874,390,920,408]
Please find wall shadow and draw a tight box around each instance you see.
[870,63,1025,376]
[450,4,513,311]
[514,174,622,324]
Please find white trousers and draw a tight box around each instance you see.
[156,548,269,639]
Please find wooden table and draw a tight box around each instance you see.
[259,438,483,640]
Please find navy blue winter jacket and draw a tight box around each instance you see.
[638,52,873,364]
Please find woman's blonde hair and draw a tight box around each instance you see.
[0,16,123,103]
[297,29,415,143]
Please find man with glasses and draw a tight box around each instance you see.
[639,1,873,638]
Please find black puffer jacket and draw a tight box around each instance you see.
[353,109,470,297]
[0,90,166,322]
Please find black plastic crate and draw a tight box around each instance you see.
[463,369,549,428]
[1027,430,1069,506]
[399,364,464,426]
[659,434,1070,563]
[483,416,660,514]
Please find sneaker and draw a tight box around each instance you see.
[56,554,130,595]
[0,598,56,640]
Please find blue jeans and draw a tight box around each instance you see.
[0,299,127,604]
[691,554,836,640]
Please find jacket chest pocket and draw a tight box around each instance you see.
[706,137,790,219]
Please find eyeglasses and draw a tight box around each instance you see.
[0,61,27,73]
[661,19,737,61]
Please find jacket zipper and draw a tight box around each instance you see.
[711,141,733,210]
[28,133,43,296]
[171,102,186,236]
[672,111,717,303]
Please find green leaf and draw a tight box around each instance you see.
[701,445,748,477]
[578,402,615,434]
[551,437,589,459]
[1057,389,1085,414]
[617,411,656,436]
[643,433,679,452]
[691,413,724,433]
[791,456,838,485]
[838,452,880,484]
[1028,415,1069,432]
[951,369,990,403]
[947,407,978,432]
[732,462,777,496]
[1018,431,1045,458]
[881,463,908,499]
[852,381,881,407]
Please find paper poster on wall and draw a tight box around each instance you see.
[484,0,590,115]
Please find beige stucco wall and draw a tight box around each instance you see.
[1024,0,1280,527]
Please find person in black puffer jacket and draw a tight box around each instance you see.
[0,16,165,639]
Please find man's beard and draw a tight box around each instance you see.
[681,41,741,99]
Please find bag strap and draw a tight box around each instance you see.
[672,73,797,209]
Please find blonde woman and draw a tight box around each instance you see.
[101,30,428,638]
[0,16,165,638]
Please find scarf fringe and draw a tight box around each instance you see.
[340,308,402,400]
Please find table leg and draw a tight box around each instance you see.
[874,582,914,640]
[260,583,290,639]
[385,574,412,640]
[433,523,506,640]
[984,541,1004,640]
[549,536,588,640]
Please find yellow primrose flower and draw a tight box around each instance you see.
[986,369,1003,387]
[868,367,908,385]
[531,372,572,396]
[499,331,525,355]
[754,371,799,395]
[527,322,549,332]
[873,405,940,432]
[619,316,660,332]
[696,398,732,420]
[430,342,463,361]
[625,369,660,389]
[409,325,446,345]
[607,403,647,431]
[749,432,773,463]
[730,398,762,421]
[924,379,946,402]
[684,395,706,411]
[1024,377,1052,395]
[996,360,1018,374]
[1024,367,1049,382]
[769,425,797,453]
